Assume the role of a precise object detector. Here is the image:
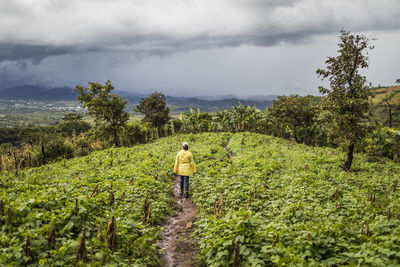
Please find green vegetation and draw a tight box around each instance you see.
[370,86,400,128]
[75,81,130,146]
[2,28,400,267]
[0,135,185,266]
[317,30,373,171]
[189,132,400,266]
[134,92,170,137]
[2,132,400,265]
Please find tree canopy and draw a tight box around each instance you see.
[74,80,129,146]
[317,30,373,170]
[134,92,170,136]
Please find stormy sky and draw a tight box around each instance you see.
[1,0,399,97]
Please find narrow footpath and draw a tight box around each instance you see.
[157,176,198,267]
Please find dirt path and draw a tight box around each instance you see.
[157,176,199,267]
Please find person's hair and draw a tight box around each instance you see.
[183,144,188,150]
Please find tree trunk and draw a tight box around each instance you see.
[157,126,162,138]
[113,127,119,147]
[343,141,355,171]
[41,144,46,165]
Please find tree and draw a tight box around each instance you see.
[317,30,374,171]
[181,108,213,133]
[134,92,170,137]
[270,95,321,144]
[57,113,91,136]
[74,80,129,146]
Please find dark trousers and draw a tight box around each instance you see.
[180,176,189,193]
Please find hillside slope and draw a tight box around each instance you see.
[371,86,400,127]
[1,132,400,265]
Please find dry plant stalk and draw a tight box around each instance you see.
[97,225,105,243]
[91,184,99,197]
[25,236,32,257]
[48,222,56,245]
[387,208,391,220]
[393,180,398,192]
[214,195,224,219]
[141,194,152,224]
[307,233,313,241]
[146,202,152,224]
[247,196,252,208]
[109,192,115,206]
[365,223,370,237]
[6,206,12,225]
[129,177,134,184]
[332,187,339,200]
[119,191,126,202]
[76,228,89,265]
[107,216,117,251]
[233,240,240,267]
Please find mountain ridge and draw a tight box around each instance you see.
[0,84,276,110]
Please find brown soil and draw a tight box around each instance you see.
[157,176,199,267]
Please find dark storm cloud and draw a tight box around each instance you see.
[0,43,75,64]
[0,0,399,96]
[1,0,399,63]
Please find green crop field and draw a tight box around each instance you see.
[1,132,400,266]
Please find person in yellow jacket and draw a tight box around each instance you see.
[174,142,196,198]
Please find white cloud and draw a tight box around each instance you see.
[1,0,399,50]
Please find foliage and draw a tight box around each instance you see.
[0,135,188,266]
[74,80,129,146]
[370,86,400,128]
[57,113,91,136]
[185,132,400,266]
[2,132,400,265]
[120,122,148,147]
[134,92,170,137]
[317,30,373,170]
[269,95,322,144]
[181,108,213,133]
[365,124,400,161]
[213,103,261,133]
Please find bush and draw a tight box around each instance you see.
[44,135,75,161]
[120,122,147,146]
[365,125,400,161]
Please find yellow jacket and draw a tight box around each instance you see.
[174,150,196,176]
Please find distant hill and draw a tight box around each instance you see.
[370,86,400,127]
[0,84,275,112]
[0,85,77,100]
